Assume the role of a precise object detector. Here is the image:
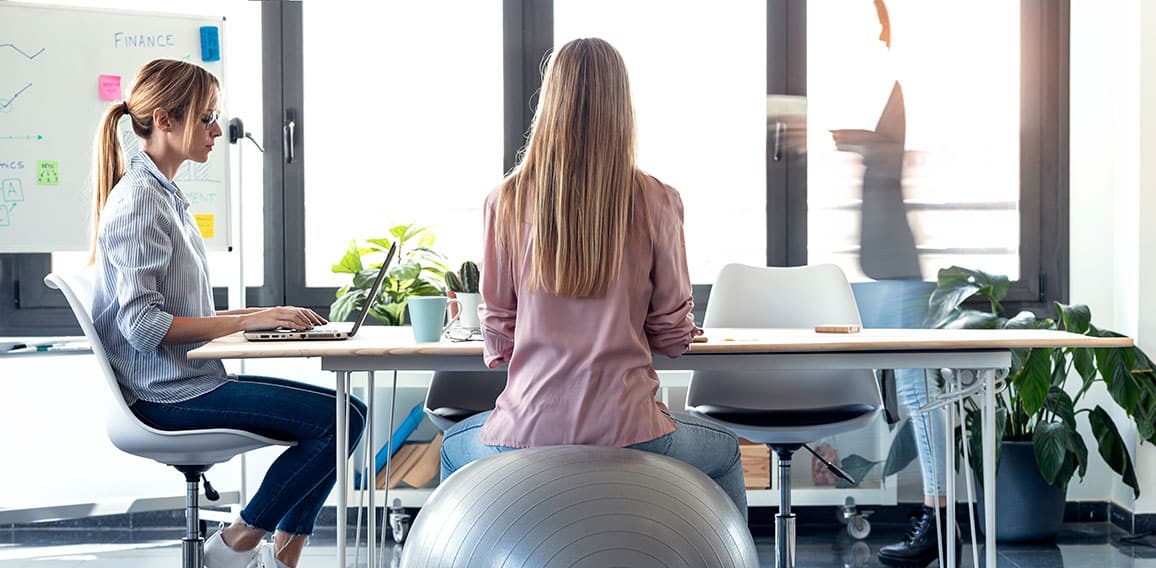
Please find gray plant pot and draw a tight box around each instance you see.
[975,441,1066,542]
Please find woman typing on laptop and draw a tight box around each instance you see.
[88,59,365,568]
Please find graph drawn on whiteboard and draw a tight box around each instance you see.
[0,41,45,60]
[0,83,32,112]
[0,3,230,252]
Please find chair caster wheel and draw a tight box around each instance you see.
[389,498,411,544]
[847,515,871,539]
[839,496,873,539]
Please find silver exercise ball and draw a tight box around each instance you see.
[399,445,757,568]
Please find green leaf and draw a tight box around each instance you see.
[1015,347,1053,417]
[410,282,445,297]
[1055,303,1091,334]
[352,268,381,290]
[364,237,395,252]
[1033,421,1070,486]
[836,454,880,487]
[391,261,421,282]
[330,240,364,274]
[1073,347,1096,390]
[883,419,918,477]
[942,311,1005,329]
[1050,349,1068,388]
[1010,347,1029,377]
[1096,346,1140,412]
[1067,427,1090,479]
[926,267,1011,325]
[1043,386,1076,429]
[389,223,413,241]
[966,406,1008,490]
[417,230,437,249]
[1088,406,1140,499]
[329,288,364,323]
[1012,312,1049,328]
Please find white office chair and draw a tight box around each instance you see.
[45,269,294,568]
[685,263,883,568]
[422,370,507,432]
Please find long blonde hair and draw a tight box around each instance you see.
[496,38,642,298]
[89,59,220,264]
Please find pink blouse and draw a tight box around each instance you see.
[478,174,698,448]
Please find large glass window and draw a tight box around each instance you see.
[1,0,1067,336]
[301,2,503,287]
[555,0,766,284]
[805,0,1021,282]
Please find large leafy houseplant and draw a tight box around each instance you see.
[330,223,449,325]
[928,266,1156,497]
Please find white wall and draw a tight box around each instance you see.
[1133,0,1156,516]
[1069,0,1156,514]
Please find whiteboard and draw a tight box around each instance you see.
[0,2,230,252]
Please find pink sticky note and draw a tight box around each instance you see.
[98,75,122,101]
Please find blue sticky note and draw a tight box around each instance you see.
[200,26,220,62]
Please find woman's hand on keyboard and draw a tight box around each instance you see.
[241,306,328,331]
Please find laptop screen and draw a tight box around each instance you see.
[348,241,398,336]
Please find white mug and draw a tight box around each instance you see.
[453,292,481,330]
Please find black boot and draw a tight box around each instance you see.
[878,505,962,567]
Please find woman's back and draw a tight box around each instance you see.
[478,173,697,447]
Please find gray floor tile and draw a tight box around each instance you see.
[0,522,1154,567]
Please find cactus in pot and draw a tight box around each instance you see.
[445,261,481,330]
[445,261,479,294]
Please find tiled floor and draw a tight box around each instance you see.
[0,522,1153,567]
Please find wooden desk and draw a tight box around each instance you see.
[191,326,1131,568]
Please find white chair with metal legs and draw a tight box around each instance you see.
[45,269,294,568]
[685,263,883,568]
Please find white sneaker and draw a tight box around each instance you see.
[203,530,260,568]
[248,542,291,568]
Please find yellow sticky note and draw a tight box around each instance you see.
[194,213,214,239]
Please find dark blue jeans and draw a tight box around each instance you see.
[441,410,748,520]
[132,375,367,535]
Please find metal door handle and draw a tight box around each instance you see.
[283,112,295,164]
[773,120,785,161]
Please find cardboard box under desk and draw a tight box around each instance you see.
[738,439,771,490]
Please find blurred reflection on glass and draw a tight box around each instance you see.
[807,0,1020,282]
[832,79,920,281]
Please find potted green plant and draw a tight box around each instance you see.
[444,261,481,330]
[330,223,449,325]
[928,266,1156,541]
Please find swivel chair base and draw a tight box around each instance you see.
[773,446,799,568]
[176,465,218,568]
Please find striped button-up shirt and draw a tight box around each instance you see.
[92,151,230,404]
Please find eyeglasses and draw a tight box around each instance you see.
[443,326,484,343]
[199,110,221,129]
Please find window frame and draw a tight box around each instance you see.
[0,0,1068,336]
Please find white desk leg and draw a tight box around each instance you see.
[367,371,376,568]
[982,367,997,567]
[382,371,398,549]
[945,372,957,567]
[336,370,349,568]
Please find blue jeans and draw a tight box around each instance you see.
[440,410,748,520]
[854,280,947,497]
[132,375,367,535]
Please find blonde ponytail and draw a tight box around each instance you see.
[89,102,128,265]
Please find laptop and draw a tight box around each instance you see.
[244,242,397,341]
